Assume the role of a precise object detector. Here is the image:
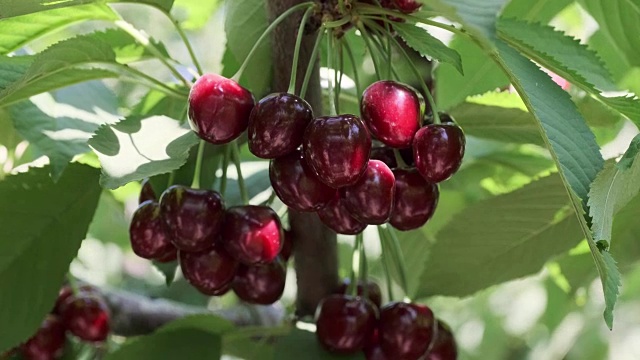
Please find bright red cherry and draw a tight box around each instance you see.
[427,321,458,360]
[280,230,294,261]
[341,160,395,225]
[379,302,437,360]
[159,185,225,252]
[393,0,422,13]
[232,257,286,305]
[188,73,255,144]
[317,194,367,235]
[413,123,465,183]
[248,93,314,159]
[269,150,336,212]
[370,147,398,168]
[139,178,156,204]
[336,278,383,309]
[61,295,110,342]
[361,81,423,148]
[179,247,238,295]
[21,315,66,360]
[315,295,378,354]
[389,169,439,231]
[129,201,176,260]
[222,206,283,265]
[303,115,372,188]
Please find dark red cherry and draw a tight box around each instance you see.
[379,302,437,360]
[269,150,336,212]
[232,257,286,305]
[317,194,367,235]
[303,115,372,188]
[336,278,383,309]
[399,147,415,166]
[370,147,398,168]
[21,315,66,360]
[139,178,156,204]
[179,247,238,295]
[413,123,465,183]
[155,245,178,263]
[222,206,283,265]
[129,201,175,260]
[53,286,97,315]
[159,185,225,252]
[393,0,422,13]
[389,169,439,231]
[248,93,314,158]
[341,160,395,225]
[61,295,110,342]
[361,81,423,148]
[188,73,255,144]
[280,230,294,261]
[427,321,457,360]
[315,295,378,354]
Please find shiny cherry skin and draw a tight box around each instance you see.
[179,247,238,295]
[159,185,225,252]
[427,321,458,360]
[269,150,336,212]
[412,123,465,183]
[129,201,176,260]
[389,169,439,231]
[379,302,437,360]
[393,0,422,13]
[188,73,255,144]
[222,206,283,265]
[317,194,367,235]
[303,115,372,188]
[139,178,156,204]
[335,278,382,309]
[341,160,395,225]
[248,93,314,159]
[370,147,397,168]
[21,315,66,360]
[61,294,110,342]
[232,256,286,305]
[315,295,378,354]
[280,230,294,261]
[361,81,423,148]
[155,246,178,263]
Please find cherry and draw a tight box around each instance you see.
[248,93,314,159]
[365,345,392,360]
[317,194,367,235]
[315,294,378,354]
[303,115,372,188]
[159,185,225,252]
[393,0,422,13]
[413,123,465,183]
[427,321,457,360]
[61,294,110,342]
[232,256,286,305]
[379,302,437,360]
[155,246,178,263]
[53,286,97,315]
[341,160,395,225]
[129,201,176,260]
[188,73,255,144]
[370,147,397,168]
[335,278,383,309]
[280,230,294,261]
[139,178,156,204]
[222,206,283,265]
[361,81,423,148]
[20,315,66,360]
[399,147,415,166]
[179,247,238,295]
[269,150,336,212]
[389,169,439,231]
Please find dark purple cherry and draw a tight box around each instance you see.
[129,201,175,260]
[389,169,439,231]
[248,93,314,158]
[370,147,398,168]
[379,302,437,360]
[222,206,283,265]
[281,230,294,261]
[393,0,422,13]
[232,256,286,305]
[413,123,465,183]
[427,321,458,360]
[155,246,178,263]
[335,278,383,309]
[269,150,336,212]
[303,115,372,188]
[361,81,423,148]
[315,294,378,354]
[61,294,110,342]
[317,194,367,235]
[21,315,66,360]
[139,178,156,204]
[53,286,98,315]
[159,185,225,252]
[179,247,238,295]
[341,160,395,225]
[365,345,393,360]
[188,73,255,144]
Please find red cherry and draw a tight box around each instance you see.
[61,295,110,342]
[232,257,286,305]
[129,201,176,260]
[248,93,314,159]
[280,230,294,261]
[188,73,255,144]
[393,0,422,13]
[179,247,238,295]
[389,169,439,231]
[427,321,457,360]
[379,302,437,360]
[53,286,97,315]
[341,160,395,225]
[412,123,465,183]
[21,315,66,360]
[222,206,283,265]
[335,278,383,309]
[139,178,156,204]
[159,185,225,252]
[315,295,378,354]
[303,115,372,188]
[317,194,367,235]
[370,147,398,168]
[155,246,178,263]
[365,345,393,360]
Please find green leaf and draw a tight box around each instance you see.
[393,22,463,74]
[88,29,171,63]
[88,191,130,247]
[0,56,33,90]
[173,0,220,29]
[274,328,365,360]
[0,108,22,149]
[0,0,174,19]
[599,249,622,328]
[153,260,178,286]
[0,164,101,352]
[501,0,573,23]
[88,115,199,189]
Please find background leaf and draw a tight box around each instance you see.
[501,0,573,23]
[273,328,365,360]
[0,0,174,19]
[394,22,463,74]
[173,0,220,30]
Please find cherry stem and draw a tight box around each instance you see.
[231,141,249,204]
[288,7,315,94]
[117,64,188,98]
[354,4,466,37]
[393,149,409,169]
[334,44,343,114]
[168,15,204,76]
[300,27,325,99]
[379,236,395,302]
[348,234,362,297]
[66,273,80,295]
[323,16,352,28]
[342,38,362,104]
[233,2,315,82]
[327,34,338,116]
[360,24,401,80]
[220,144,230,196]
[386,226,410,296]
[167,171,176,188]
[357,232,369,299]
[263,190,277,206]
[357,23,383,81]
[190,140,206,189]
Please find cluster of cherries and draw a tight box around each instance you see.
[6,286,110,360]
